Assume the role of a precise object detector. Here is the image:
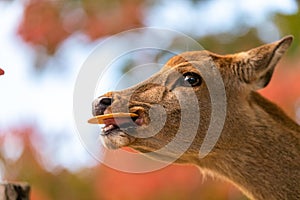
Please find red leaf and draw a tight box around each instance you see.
[17,0,70,54]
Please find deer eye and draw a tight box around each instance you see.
[182,72,202,87]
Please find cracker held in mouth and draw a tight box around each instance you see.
[88,113,138,124]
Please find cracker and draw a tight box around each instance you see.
[88,113,138,124]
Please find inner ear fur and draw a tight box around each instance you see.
[232,36,293,90]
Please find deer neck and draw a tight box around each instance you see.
[194,92,300,200]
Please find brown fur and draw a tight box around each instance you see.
[93,36,300,200]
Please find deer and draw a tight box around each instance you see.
[91,36,300,200]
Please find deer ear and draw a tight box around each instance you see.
[234,36,293,90]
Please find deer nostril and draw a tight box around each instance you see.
[92,97,113,116]
[99,97,112,106]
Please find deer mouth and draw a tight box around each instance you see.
[101,115,142,136]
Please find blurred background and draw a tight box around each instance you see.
[0,0,299,199]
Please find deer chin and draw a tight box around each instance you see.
[100,128,136,149]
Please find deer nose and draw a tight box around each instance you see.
[92,96,112,116]
[99,97,112,106]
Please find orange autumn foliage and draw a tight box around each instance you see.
[18,0,144,54]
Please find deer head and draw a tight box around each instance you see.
[92,35,293,156]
